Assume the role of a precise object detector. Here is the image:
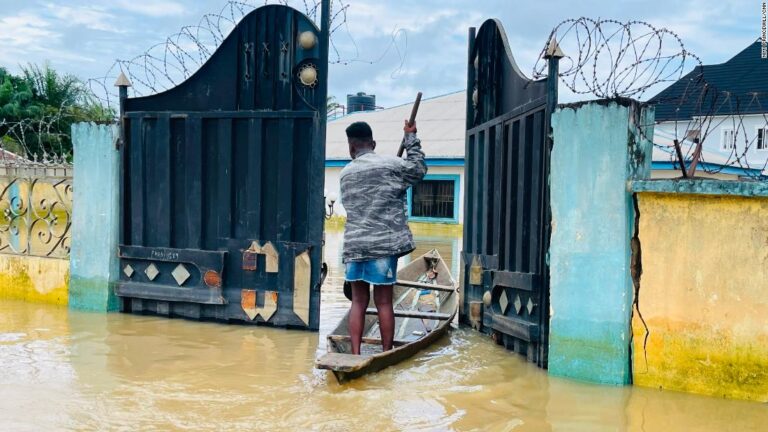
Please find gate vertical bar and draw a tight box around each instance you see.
[116,76,130,250]
[463,26,476,247]
[319,0,330,127]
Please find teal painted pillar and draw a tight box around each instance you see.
[548,99,653,385]
[69,122,121,311]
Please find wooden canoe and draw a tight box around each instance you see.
[315,249,458,383]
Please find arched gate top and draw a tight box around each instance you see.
[469,19,548,127]
[125,5,325,113]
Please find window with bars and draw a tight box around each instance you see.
[721,128,736,151]
[758,128,768,151]
[410,179,456,220]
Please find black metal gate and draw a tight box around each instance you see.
[460,19,560,366]
[115,4,329,330]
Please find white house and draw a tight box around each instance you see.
[325,91,467,226]
[649,41,768,179]
[323,53,768,228]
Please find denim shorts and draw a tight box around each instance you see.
[345,256,398,285]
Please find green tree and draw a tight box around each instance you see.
[0,63,114,159]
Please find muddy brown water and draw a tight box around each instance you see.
[1,231,766,431]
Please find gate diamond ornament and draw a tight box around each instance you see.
[514,294,522,315]
[499,289,509,313]
[145,263,160,281]
[527,298,535,315]
[172,264,191,286]
[123,264,134,278]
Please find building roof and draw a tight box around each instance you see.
[649,41,768,122]
[326,90,466,160]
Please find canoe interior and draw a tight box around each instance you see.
[319,249,458,376]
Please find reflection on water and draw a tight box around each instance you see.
[1,229,767,431]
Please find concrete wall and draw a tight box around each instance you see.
[631,179,768,402]
[69,123,121,311]
[0,166,71,306]
[0,255,69,305]
[548,99,653,385]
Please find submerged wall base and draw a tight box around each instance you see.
[632,184,768,402]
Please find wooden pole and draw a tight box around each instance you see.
[673,139,689,178]
[396,92,423,157]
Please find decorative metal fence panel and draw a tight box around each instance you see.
[116,4,329,330]
[461,19,558,368]
[0,159,72,259]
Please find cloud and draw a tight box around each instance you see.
[44,3,121,33]
[0,12,59,47]
[113,0,186,18]
[646,0,756,60]
[0,7,104,72]
[0,0,759,110]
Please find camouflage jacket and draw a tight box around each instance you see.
[340,133,427,263]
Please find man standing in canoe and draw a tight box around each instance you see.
[340,120,427,355]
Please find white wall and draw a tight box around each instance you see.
[324,164,465,224]
[654,115,768,174]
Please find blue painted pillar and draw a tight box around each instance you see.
[69,122,121,311]
[548,100,653,385]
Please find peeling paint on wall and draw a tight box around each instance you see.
[633,189,768,401]
[69,122,120,311]
[548,99,653,385]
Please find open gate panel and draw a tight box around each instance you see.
[116,5,328,330]
[460,19,553,367]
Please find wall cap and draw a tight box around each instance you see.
[630,179,768,198]
[556,96,647,111]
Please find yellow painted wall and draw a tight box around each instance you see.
[634,192,768,401]
[0,254,69,305]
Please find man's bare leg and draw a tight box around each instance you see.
[373,285,395,351]
[349,281,370,355]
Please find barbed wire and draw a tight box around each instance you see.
[534,17,767,179]
[86,0,408,110]
[88,1,341,108]
[4,0,410,163]
[0,104,74,164]
[533,17,702,99]
[651,89,768,178]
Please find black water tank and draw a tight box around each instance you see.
[347,92,376,113]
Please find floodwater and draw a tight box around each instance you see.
[2,230,767,431]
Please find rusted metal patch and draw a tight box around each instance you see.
[242,289,257,320]
[204,270,222,288]
[243,241,279,273]
[241,289,278,322]
[242,249,258,271]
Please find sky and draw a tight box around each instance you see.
[0,0,763,107]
